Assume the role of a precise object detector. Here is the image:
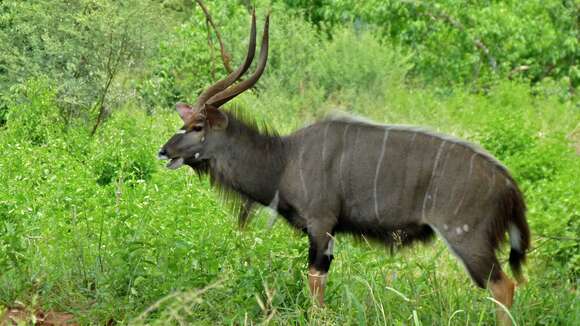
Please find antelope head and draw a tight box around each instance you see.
[158,11,269,170]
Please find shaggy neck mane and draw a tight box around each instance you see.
[192,109,286,207]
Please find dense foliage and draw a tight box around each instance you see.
[0,0,168,130]
[284,0,579,93]
[0,0,578,324]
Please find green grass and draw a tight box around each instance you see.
[1,165,577,324]
[1,179,578,325]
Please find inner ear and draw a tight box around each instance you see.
[205,106,228,130]
[176,102,194,122]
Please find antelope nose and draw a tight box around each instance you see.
[158,149,169,160]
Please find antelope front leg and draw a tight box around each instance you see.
[307,231,334,305]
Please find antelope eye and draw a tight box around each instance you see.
[192,125,203,132]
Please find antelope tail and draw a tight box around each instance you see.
[507,185,531,284]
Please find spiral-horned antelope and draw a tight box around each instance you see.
[158,12,530,325]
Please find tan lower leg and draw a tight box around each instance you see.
[308,267,327,306]
[489,272,516,325]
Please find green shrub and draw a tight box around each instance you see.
[302,29,409,96]
[91,110,158,185]
[526,163,580,277]
[283,0,579,94]
[0,0,169,130]
[0,98,7,127]
[4,78,63,145]
[0,200,26,272]
[477,117,537,161]
[508,133,575,184]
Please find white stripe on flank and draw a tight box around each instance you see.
[338,124,351,196]
[421,141,447,221]
[348,128,361,218]
[321,123,330,165]
[321,123,331,198]
[373,130,390,221]
[431,143,455,211]
[454,152,478,215]
[299,134,309,199]
[486,168,496,199]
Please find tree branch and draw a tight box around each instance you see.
[206,18,216,79]
[90,28,129,136]
[195,0,233,73]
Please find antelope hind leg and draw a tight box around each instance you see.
[433,225,516,326]
[489,271,516,326]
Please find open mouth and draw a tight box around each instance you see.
[158,150,201,170]
[158,153,185,170]
[166,157,184,170]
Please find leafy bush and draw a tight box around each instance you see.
[0,97,7,127]
[530,168,580,276]
[284,0,579,94]
[0,0,168,130]
[477,118,537,161]
[91,110,159,185]
[3,78,64,145]
[0,199,26,272]
[301,29,409,96]
[508,134,575,184]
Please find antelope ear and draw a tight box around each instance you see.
[176,102,194,122]
[205,106,228,130]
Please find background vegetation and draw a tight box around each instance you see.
[0,0,578,324]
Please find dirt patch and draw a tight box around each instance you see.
[0,307,76,326]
